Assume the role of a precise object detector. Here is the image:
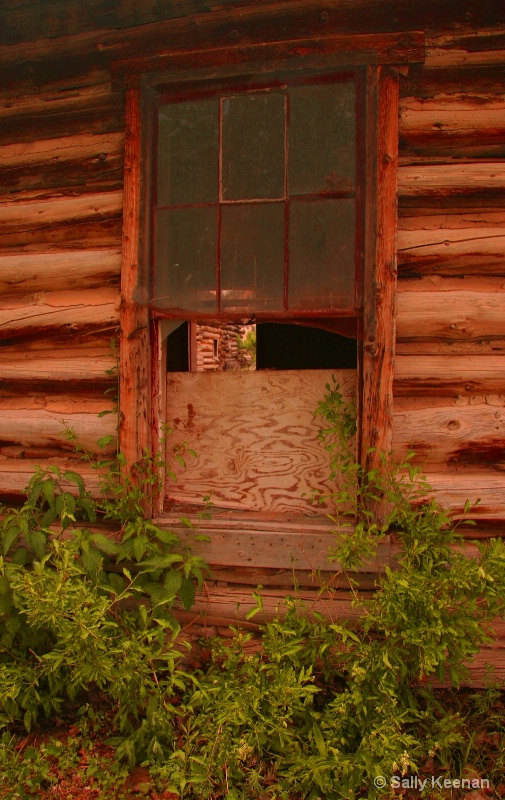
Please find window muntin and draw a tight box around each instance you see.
[151,72,361,317]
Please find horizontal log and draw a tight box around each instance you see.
[0,341,116,382]
[0,249,121,294]
[8,0,503,49]
[399,210,505,231]
[161,514,388,573]
[398,162,505,198]
[397,210,505,274]
[423,471,505,520]
[0,455,105,500]
[399,93,505,157]
[173,585,367,629]
[0,189,123,233]
[0,132,124,195]
[398,275,505,292]
[394,355,505,396]
[0,191,123,252]
[396,291,505,341]
[397,223,505,276]
[429,649,505,688]
[0,401,116,454]
[400,94,505,133]
[111,30,424,89]
[394,394,505,412]
[425,28,505,69]
[0,0,500,67]
[0,131,123,170]
[0,288,119,336]
[207,565,379,590]
[0,83,124,145]
[1,218,122,254]
[0,0,222,45]
[396,339,505,356]
[393,403,505,467]
[401,64,505,101]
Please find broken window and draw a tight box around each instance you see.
[149,71,363,515]
[116,52,400,522]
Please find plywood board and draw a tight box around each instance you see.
[166,369,356,514]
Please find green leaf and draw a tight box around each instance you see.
[41,507,58,529]
[132,534,148,562]
[154,528,179,546]
[0,576,13,614]
[90,533,120,557]
[164,569,183,597]
[179,577,195,611]
[2,526,20,556]
[143,554,184,569]
[98,434,116,448]
[42,480,55,507]
[11,547,29,566]
[26,529,47,560]
[62,471,85,494]
[312,724,328,757]
[80,546,102,578]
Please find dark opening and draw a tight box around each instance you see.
[166,322,189,372]
[166,321,357,372]
[256,323,357,370]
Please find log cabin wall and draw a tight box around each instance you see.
[0,1,504,682]
[394,33,505,534]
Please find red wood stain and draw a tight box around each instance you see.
[185,402,195,429]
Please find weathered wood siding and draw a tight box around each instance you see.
[0,60,122,499]
[394,47,505,529]
[0,0,504,682]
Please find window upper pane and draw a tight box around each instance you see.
[221,91,286,201]
[157,98,219,205]
[289,82,356,196]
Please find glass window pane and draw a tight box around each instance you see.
[221,203,285,312]
[288,200,355,310]
[289,82,356,196]
[221,91,286,201]
[154,207,217,312]
[157,99,219,205]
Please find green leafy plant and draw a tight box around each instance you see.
[149,381,505,799]
[0,443,207,759]
[236,328,257,369]
[1,381,505,799]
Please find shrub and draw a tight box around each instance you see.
[1,382,505,798]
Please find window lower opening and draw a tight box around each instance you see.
[166,321,357,372]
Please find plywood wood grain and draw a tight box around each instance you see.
[166,369,356,514]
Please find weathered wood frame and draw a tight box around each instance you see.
[119,47,402,520]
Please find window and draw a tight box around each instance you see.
[118,48,403,523]
[150,73,361,320]
[145,69,367,515]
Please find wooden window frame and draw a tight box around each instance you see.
[118,43,409,519]
[149,70,362,321]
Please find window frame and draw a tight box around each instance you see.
[119,53,401,519]
[149,69,364,321]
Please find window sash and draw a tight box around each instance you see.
[150,71,364,317]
